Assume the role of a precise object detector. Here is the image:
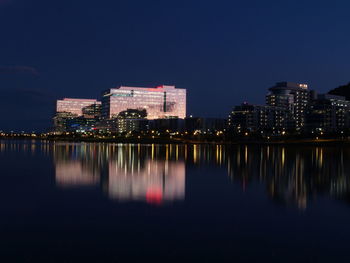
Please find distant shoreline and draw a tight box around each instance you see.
[2,135,350,146]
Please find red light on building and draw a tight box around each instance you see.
[147,85,164,92]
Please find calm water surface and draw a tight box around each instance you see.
[0,140,350,262]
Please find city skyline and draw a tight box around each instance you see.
[50,80,350,137]
[0,78,348,136]
[2,0,350,131]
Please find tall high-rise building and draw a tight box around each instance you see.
[56,98,101,116]
[266,82,311,130]
[101,85,186,119]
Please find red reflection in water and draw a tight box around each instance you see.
[146,188,163,205]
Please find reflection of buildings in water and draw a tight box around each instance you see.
[107,160,185,204]
[226,145,350,209]
[55,161,100,187]
[54,143,103,188]
[52,142,350,209]
[53,143,185,204]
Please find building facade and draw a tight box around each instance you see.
[56,98,101,116]
[82,103,102,119]
[101,85,186,119]
[115,109,148,133]
[305,94,350,133]
[54,98,102,132]
[53,112,78,132]
[184,117,226,133]
[266,82,311,130]
[228,103,288,134]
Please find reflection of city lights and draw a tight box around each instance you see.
[176,144,179,161]
[53,143,185,205]
[216,145,219,163]
[193,145,197,163]
[55,161,99,187]
[166,144,169,160]
[146,188,163,205]
[151,144,154,160]
[227,145,349,210]
[49,141,350,211]
[108,160,185,203]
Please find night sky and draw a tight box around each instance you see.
[1,0,350,131]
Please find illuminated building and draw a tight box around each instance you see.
[53,112,78,132]
[82,103,102,119]
[305,94,350,133]
[266,82,312,130]
[54,98,101,132]
[65,116,98,132]
[148,118,185,133]
[228,103,288,134]
[56,98,101,116]
[116,109,147,133]
[95,109,148,133]
[184,117,226,133]
[101,85,186,119]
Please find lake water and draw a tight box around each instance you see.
[0,140,350,262]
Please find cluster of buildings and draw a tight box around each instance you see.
[53,85,188,134]
[228,82,350,135]
[53,81,350,137]
[53,84,226,135]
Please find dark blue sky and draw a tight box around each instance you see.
[1,0,350,131]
